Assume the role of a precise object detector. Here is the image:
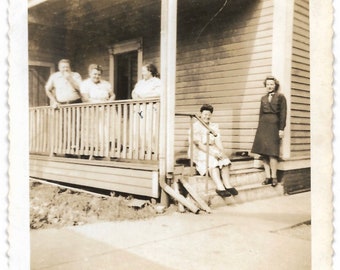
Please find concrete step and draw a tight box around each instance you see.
[185,169,266,190]
[230,159,256,171]
[181,159,260,176]
[230,169,266,186]
[182,170,284,209]
[205,183,284,208]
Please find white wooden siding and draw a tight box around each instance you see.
[175,0,274,157]
[290,0,310,158]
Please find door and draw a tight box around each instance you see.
[29,65,51,107]
[114,51,138,100]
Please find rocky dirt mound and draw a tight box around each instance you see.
[30,180,161,230]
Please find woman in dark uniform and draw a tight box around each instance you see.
[252,76,287,187]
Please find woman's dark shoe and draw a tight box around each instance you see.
[262,178,272,185]
[271,178,278,187]
[216,189,231,197]
[225,187,238,196]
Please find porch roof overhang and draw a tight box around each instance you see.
[28,0,252,32]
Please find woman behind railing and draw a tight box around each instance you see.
[79,64,115,157]
[131,63,161,159]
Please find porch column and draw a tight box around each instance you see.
[160,0,177,177]
[159,0,177,203]
[310,0,333,268]
[272,0,294,160]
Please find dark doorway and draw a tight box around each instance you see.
[29,65,51,107]
[114,51,138,100]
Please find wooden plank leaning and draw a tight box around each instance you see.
[180,178,212,213]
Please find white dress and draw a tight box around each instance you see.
[80,78,112,103]
[189,121,231,176]
[132,77,161,99]
[79,79,114,154]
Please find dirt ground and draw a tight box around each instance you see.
[30,179,163,230]
[30,179,311,240]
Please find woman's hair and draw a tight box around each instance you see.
[200,104,214,113]
[263,76,280,91]
[88,64,103,74]
[144,64,160,78]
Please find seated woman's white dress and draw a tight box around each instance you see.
[190,121,231,176]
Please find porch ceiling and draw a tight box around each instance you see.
[28,0,253,31]
[28,0,161,31]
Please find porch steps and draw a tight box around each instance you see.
[178,158,284,209]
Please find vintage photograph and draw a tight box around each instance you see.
[6,0,335,269]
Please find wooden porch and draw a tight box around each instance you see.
[29,99,162,198]
[29,99,285,207]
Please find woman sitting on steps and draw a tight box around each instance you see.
[189,104,238,198]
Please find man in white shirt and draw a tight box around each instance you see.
[45,59,82,108]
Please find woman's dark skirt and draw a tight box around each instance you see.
[251,114,280,157]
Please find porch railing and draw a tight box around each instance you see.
[29,98,160,161]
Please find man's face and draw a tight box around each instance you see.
[58,62,71,73]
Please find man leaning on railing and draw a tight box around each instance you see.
[45,59,82,109]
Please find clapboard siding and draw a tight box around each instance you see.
[290,0,310,158]
[30,156,159,198]
[174,0,273,157]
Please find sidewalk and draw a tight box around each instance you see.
[31,191,311,270]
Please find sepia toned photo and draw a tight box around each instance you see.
[7,0,335,269]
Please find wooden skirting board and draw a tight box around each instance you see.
[30,155,160,198]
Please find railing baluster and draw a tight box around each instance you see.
[205,131,210,194]
[133,103,140,160]
[140,102,147,159]
[84,106,90,156]
[48,108,54,156]
[75,106,80,155]
[30,109,34,152]
[116,104,122,158]
[57,109,64,154]
[127,103,133,159]
[189,116,194,176]
[153,102,160,160]
[93,105,98,156]
[145,102,152,160]
[109,104,118,157]
[42,108,46,153]
[61,108,65,154]
[103,105,109,157]
[70,107,75,154]
[68,107,71,154]
[122,103,128,158]
[98,105,104,157]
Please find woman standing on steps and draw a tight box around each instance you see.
[190,104,238,198]
[251,76,287,187]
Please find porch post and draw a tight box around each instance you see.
[272,0,294,160]
[108,48,114,89]
[160,0,177,205]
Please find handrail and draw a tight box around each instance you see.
[29,98,161,110]
[175,113,217,137]
[175,113,214,186]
